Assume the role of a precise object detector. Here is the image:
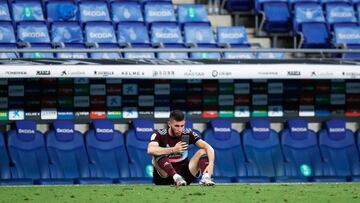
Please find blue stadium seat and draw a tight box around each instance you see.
[85,22,117,44]
[79,0,111,23]
[217,27,254,59]
[255,0,291,33]
[318,119,360,182]
[223,51,255,59]
[0,0,11,21]
[325,3,357,31]
[178,4,209,25]
[0,131,11,182]
[280,119,322,181]
[51,22,83,43]
[111,1,143,23]
[243,119,294,182]
[22,44,54,58]
[46,121,112,184]
[203,119,248,183]
[85,120,131,183]
[89,43,122,59]
[56,43,88,59]
[294,2,331,48]
[151,22,187,59]
[124,119,154,183]
[144,1,176,24]
[17,21,50,44]
[333,25,360,58]
[117,22,150,46]
[6,121,50,185]
[0,21,17,58]
[12,0,45,22]
[46,0,78,22]
[0,43,18,59]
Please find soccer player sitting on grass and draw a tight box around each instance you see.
[147,110,215,186]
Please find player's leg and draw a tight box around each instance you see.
[188,149,215,186]
[152,156,187,186]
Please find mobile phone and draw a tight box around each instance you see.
[181,134,189,145]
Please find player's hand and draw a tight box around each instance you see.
[173,141,188,153]
[204,163,214,177]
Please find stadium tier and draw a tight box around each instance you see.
[1,118,360,185]
[0,0,359,58]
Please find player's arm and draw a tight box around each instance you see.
[195,139,215,175]
[147,140,188,156]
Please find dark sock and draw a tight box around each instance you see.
[156,156,176,177]
[199,155,209,173]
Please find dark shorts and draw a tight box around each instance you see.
[153,160,196,185]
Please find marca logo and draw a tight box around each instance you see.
[123,107,138,119]
[90,84,106,95]
[291,127,307,132]
[36,70,51,76]
[22,32,46,38]
[252,94,268,105]
[0,97,8,108]
[234,106,250,117]
[138,95,154,107]
[149,10,172,17]
[136,127,153,132]
[56,128,74,134]
[83,10,106,17]
[253,127,270,132]
[287,71,301,76]
[41,109,57,120]
[123,84,138,95]
[96,128,114,133]
[90,111,106,119]
[74,96,90,107]
[18,129,35,134]
[9,109,24,120]
[8,86,24,97]
[218,95,234,106]
[329,128,345,133]
[268,83,283,94]
[214,127,231,132]
[234,83,249,94]
[107,96,121,107]
[155,84,170,95]
[89,32,113,39]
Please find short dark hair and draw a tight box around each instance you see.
[169,110,185,121]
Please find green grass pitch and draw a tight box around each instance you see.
[0,183,359,203]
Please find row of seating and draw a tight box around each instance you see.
[1,118,360,185]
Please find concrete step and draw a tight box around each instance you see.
[208,15,232,28]
[247,37,271,48]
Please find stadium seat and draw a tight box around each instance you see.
[85,22,117,44]
[0,22,18,58]
[293,2,331,48]
[0,0,11,21]
[0,43,18,59]
[243,119,294,182]
[56,43,88,59]
[226,0,253,12]
[85,120,131,183]
[255,0,291,33]
[256,53,286,59]
[12,0,45,22]
[6,121,51,185]
[325,3,357,31]
[17,21,50,44]
[333,25,360,58]
[124,119,154,183]
[46,0,78,22]
[111,1,143,23]
[0,131,11,182]
[144,1,176,24]
[90,43,122,59]
[78,0,111,23]
[51,21,83,44]
[280,119,322,181]
[178,4,210,25]
[317,119,360,182]
[46,121,112,184]
[151,22,187,59]
[202,119,248,183]
[22,44,54,58]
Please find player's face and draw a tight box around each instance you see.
[168,119,185,137]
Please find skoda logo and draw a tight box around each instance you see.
[212,70,218,77]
